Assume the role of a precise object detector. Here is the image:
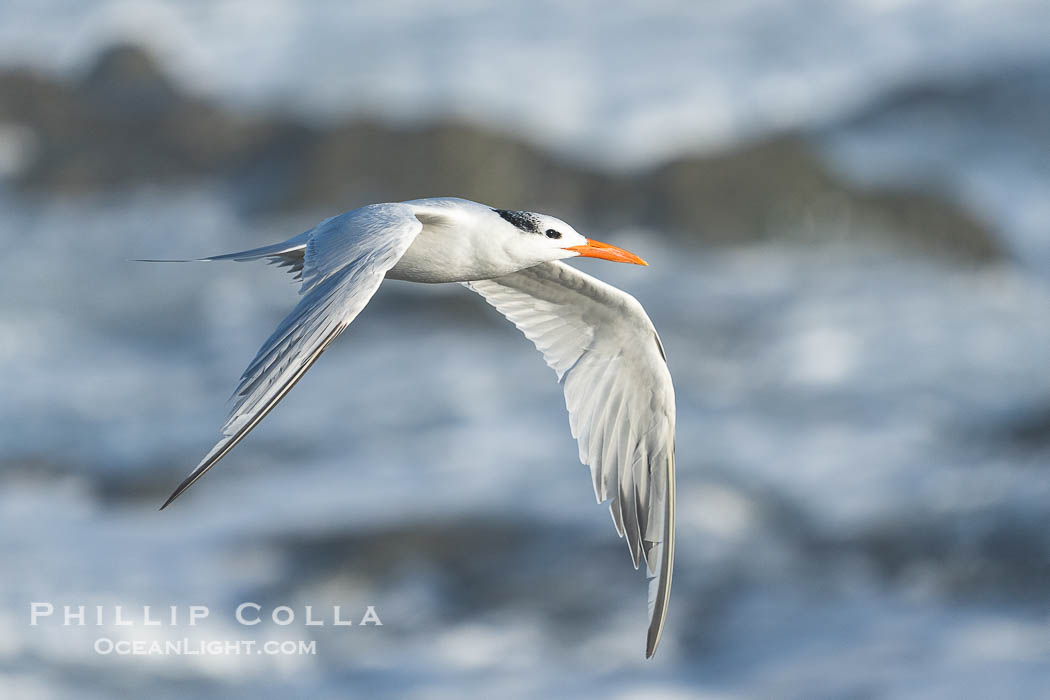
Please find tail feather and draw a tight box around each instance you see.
[133,231,310,277]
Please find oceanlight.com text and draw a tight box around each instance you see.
[93,638,318,656]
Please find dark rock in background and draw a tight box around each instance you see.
[0,45,287,189]
[835,57,1050,147]
[0,43,1002,262]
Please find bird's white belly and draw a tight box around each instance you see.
[386,226,522,283]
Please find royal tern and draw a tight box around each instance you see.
[150,197,676,657]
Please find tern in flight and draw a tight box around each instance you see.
[150,197,676,657]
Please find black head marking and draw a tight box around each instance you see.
[493,208,541,234]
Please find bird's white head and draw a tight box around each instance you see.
[491,208,648,268]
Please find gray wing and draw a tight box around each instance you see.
[161,204,424,509]
[465,261,676,658]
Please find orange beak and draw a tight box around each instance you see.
[565,238,648,266]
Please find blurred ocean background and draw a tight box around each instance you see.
[2,1,1050,698]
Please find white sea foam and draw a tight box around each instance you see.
[0,1,1048,168]
[2,2,1050,695]
[3,188,1050,696]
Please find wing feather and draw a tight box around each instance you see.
[161,204,423,509]
[465,260,676,658]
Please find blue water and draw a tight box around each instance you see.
[3,2,1050,698]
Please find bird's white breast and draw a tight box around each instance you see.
[386,225,480,282]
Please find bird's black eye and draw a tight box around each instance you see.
[545,229,562,240]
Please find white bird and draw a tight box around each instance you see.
[151,197,676,658]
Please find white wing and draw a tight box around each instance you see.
[466,261,676,658]
[161,204,424,508]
